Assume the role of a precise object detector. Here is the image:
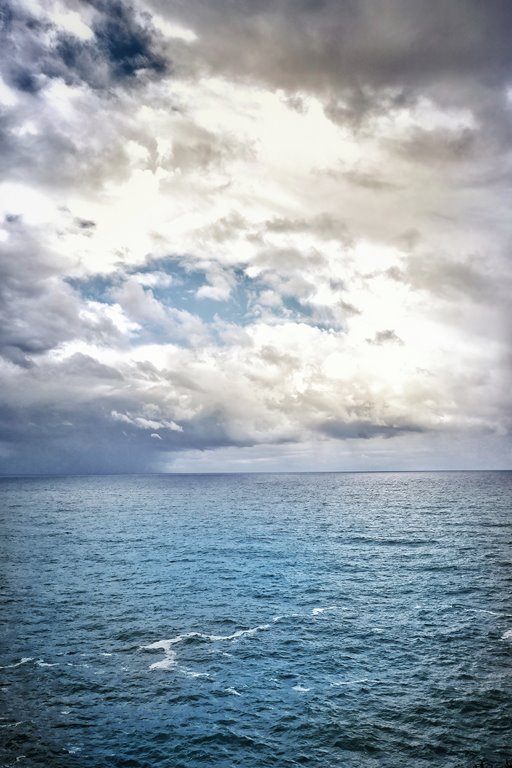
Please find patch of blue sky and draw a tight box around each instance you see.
[279,296,340,330]
[68,259,333,332]
[66,273,116,303]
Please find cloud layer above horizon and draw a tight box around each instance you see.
[1,0,511,473]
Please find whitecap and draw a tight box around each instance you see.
[141,639,178,670]
[292,685,311,692]
[142,623,271,670]
[142,624,271,670]
[330,678,382,687]
[142,639,179,653]
[36,660,58,667]
[204,624,271,642]
[0,657,34,669]
[149,652,177,671]
[501,629,512,642]
[181,669,212,679]
[225,687,241,696]
[312,606,338,616]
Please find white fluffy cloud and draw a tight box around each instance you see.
[0,0,511,472]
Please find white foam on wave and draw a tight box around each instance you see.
[182,669,212,679]
[149,655,177,671]
[152,652,177,670]
[292,685,311,692]
[312,606,339,616]
[163,625,271,644]
[141,639,178,669]
[501,629,512,642]
[273,613,301,621]
[331,678,382,687]
[36,660,58,668]
[0,657,34,669]
[225,687,241,696]
[142,623,270,671]
[142,639,178,652]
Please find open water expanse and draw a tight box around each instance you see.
[0,471,511,767]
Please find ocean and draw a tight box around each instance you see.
[0,472,511,767]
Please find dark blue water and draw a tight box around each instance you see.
[0,472,511,767]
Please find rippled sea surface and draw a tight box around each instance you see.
[1,472,511,767]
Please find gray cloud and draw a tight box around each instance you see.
[147,0,512,108]
[366,330,404,346]
[1,0,169,94]
[386,252,497,304]
[0,219,121,365]
[387,126,478,165]
[0,0,511,473]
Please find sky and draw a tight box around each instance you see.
[0,0,511,474]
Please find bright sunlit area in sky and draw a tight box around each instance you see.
[0,0,511,473]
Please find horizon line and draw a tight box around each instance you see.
[0,468,511,479]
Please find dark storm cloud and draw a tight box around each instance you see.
[148,0,512,93]
[55,0,168,88]
[0,400,158,474]
[146,0,512,164]
[0,354,295,474]
[1,0,169,94]
[1,0,511,474]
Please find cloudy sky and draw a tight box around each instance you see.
[0,0,511,473]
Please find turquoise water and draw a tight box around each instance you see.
[0,472,511,767]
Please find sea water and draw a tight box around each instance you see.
[0,472,511,767]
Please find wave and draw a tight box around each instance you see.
[0,657,34,669]
[149,653,177,671]
[141,640,178,670]
[182,669,212,679]
[330,678,384,688]
[312,606,340,616]
[0,720,24,729]
[141,623,271,671]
